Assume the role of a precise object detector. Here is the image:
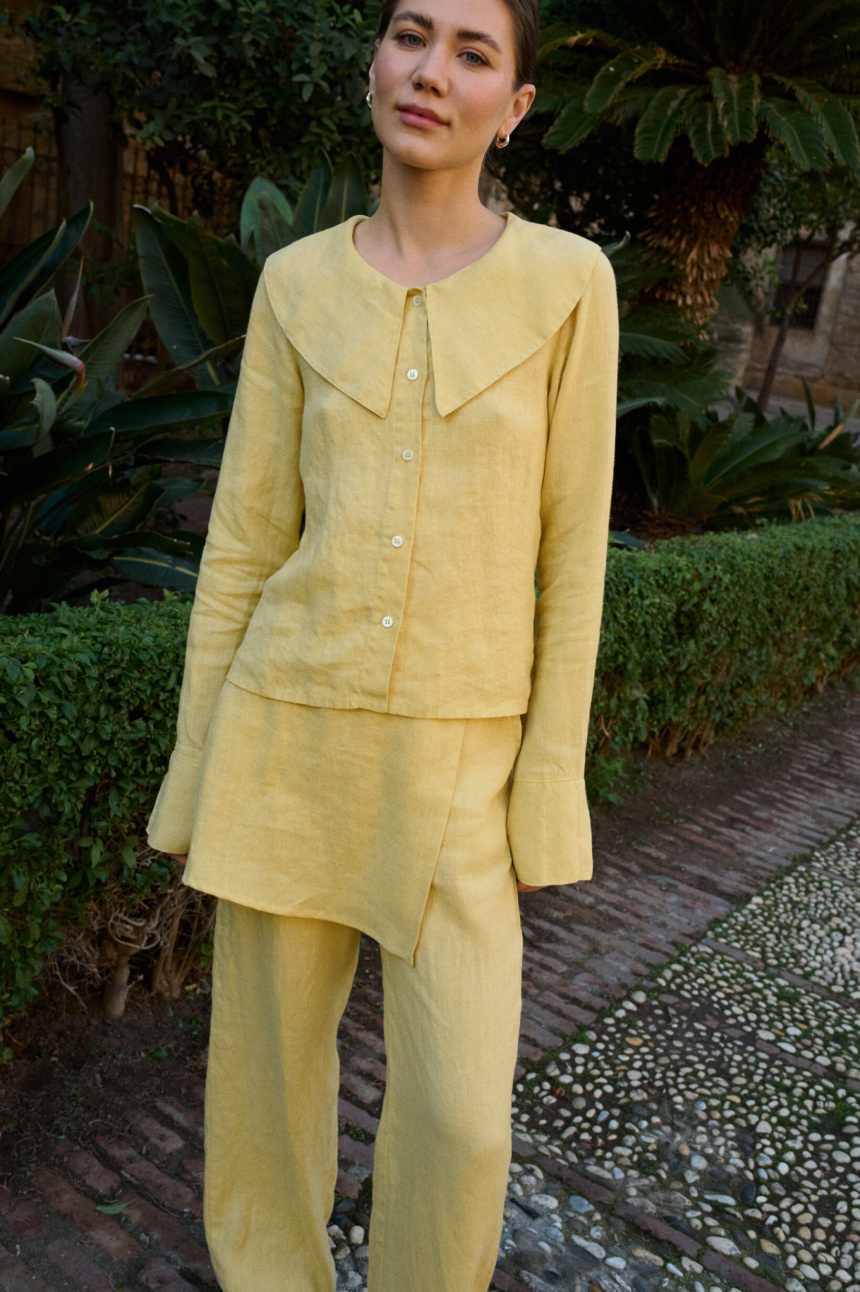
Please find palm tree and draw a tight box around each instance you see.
[538,0,860,319]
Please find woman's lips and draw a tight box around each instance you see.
[397,106,447,128]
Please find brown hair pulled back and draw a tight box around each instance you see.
[374,0,539,90]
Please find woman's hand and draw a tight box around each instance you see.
[516,881,545,893]
[168,853,188,867]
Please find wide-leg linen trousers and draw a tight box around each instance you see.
[202,719,525,1292]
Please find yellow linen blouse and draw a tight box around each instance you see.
[146,209,619,888]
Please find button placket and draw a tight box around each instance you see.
[368,289,427,682]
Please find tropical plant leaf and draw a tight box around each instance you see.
[0,291,63,387]
[319,154,367,230]
[134,206,215,378]
[135,435,224,466]
[290,152,333,238]
[684,98,730,164]
[240,176,294,258]
[0,204,92,328]
[151,210,258,348]
[634,84,692,162]
[619,331,686,361]
[112,544,200,592]
[758,99,829,170]
[708,68,760,145]
[67,479,165,539]
[543,91,599,152]
[129,337,245,400]
[585,46,666,114]
[73,298,150,418]
[776,77,860,173]
[0,430,115,506]
[256,192,296,261]
[0,148,34,223]
[89,389,233,437]
[31,378,57,454]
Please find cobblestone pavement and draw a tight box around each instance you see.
[0,693,858,1290]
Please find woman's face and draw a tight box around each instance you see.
[368,0,535,173]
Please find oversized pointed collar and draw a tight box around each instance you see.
[263,210,602,419]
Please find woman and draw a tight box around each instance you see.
[147,0,619,1285]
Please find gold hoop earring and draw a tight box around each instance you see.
[366,89,373,106]
[494,129,510,148]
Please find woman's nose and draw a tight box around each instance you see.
[411,45,448,95]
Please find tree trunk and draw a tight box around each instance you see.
[757,242,835,412]
[54,79,125,336]
[644,134,768,323]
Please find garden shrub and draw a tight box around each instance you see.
[592,514,860,768]
[2,514,860,1025]
[1,592,191,1026]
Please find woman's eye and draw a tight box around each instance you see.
[397,31,423,46]
[463,50,487,65]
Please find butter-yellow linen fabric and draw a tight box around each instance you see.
[147,209,619,890]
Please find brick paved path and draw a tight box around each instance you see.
[1,691,858,1290]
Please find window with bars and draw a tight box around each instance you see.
[770,244,830,331]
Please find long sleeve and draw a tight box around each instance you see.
[146,271,306,854]
[506,251,618,886]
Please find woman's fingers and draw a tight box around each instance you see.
[516,880,545,893]
[167,853,189,866]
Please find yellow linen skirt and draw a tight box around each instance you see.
[180,681,524,963]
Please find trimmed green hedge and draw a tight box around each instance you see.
[2,514,859,1025]
[1,593,190,1024]
[593,514,860,766]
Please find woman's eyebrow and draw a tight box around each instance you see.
[391,10,503,54]
[457,26,502,53]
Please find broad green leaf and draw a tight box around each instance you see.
[0,204,92,328]
[0,430,114,506]
[112,544,200,592]
[0,291,63,386]
[708,68,760,145]
[133,206,214,379]
[776,77,860,174]
[634,85,692,162]
[617,395,666,417]
[257,192,297,261]
[95,1203,131,1216]
[0,422,37,451]
[291,152,333,238]
[153,210,258,347]
[74,298,150,418]
[31,378,57,455]
[319,154,367,230]
[684,98,730,164]
[543,91,598,152]
[135,435,225,466]
[0,148,34,223]
[129,336,245,399]
[89,389,233,437]
[619,331,686,362]
[0,221,64,329]
[758,99,829,170]
[67,479,164,538]
[240,176,294,257]
[585,47,665,114]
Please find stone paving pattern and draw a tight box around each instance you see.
[0,692,858,1290]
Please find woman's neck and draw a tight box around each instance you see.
[353,154,506,287]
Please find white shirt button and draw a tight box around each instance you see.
[412,294,422,306]
[407,368,418,381]
[381,616,394,628]
[391,535,403,547]
[402,449,414,461]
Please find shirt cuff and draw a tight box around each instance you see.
[146,746,203,855]
[506,776,594,887]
